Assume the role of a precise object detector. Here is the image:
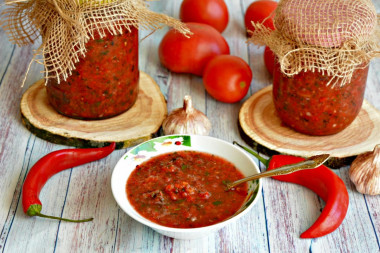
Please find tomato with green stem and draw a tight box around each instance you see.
[203,55,252,103]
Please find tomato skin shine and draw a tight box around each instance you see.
[158,23,230,76]
[46,27,139,120]
[180,0,229,33]
[272,63,369,135]
[203,55,252,103]
[244,0,278,34]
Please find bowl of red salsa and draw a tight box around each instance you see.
[111,135,262,240]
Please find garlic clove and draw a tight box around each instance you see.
[162,95,211,136]
[349,144,380,195]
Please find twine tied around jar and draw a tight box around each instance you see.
[0,0,191,84]
[248,0,380,87]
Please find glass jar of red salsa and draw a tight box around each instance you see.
[272,63,369,135]
[46,27,139,120]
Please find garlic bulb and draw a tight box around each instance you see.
[162,95,211,135]
[349,144,380,195]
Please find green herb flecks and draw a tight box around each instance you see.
[213,201,222,206]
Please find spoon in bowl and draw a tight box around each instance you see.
[225,154,330,190]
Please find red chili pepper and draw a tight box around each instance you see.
[233,141,349,238]
[22,143,116,222]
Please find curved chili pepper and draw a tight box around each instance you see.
[268,155,349,238]
[233,142,349,238]
[22,143,116,222]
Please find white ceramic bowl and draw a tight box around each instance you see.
[111,135,262,240]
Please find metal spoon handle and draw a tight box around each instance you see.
[226,154,330,190]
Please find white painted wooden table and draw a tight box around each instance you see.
[1,1,379,252]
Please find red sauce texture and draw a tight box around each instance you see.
[126,151,248,228]
[46,27,139,119]
[273,64,369,135]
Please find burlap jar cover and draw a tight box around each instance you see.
[248,0,380,86]
[1,0,190,84]
[1,0,190,120]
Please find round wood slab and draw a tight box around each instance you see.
[239,86,380,168]
[21,71,167,149]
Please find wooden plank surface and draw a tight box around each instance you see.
[0,0,379,252]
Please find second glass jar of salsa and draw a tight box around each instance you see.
[272,63,369,136]
[46,27,139,120]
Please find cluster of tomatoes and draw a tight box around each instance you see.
[158,0,277,103]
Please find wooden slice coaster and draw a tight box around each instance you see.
[21,71,167,149]
[239,85,380,168]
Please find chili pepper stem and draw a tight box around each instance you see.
[233,141,270,167]
[27,204,93,223]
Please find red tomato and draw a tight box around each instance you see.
[244,0,278,35]
[203,55,252,103]
[159,23,230,76]
[264,46,275,75]
[180,0,229,33]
